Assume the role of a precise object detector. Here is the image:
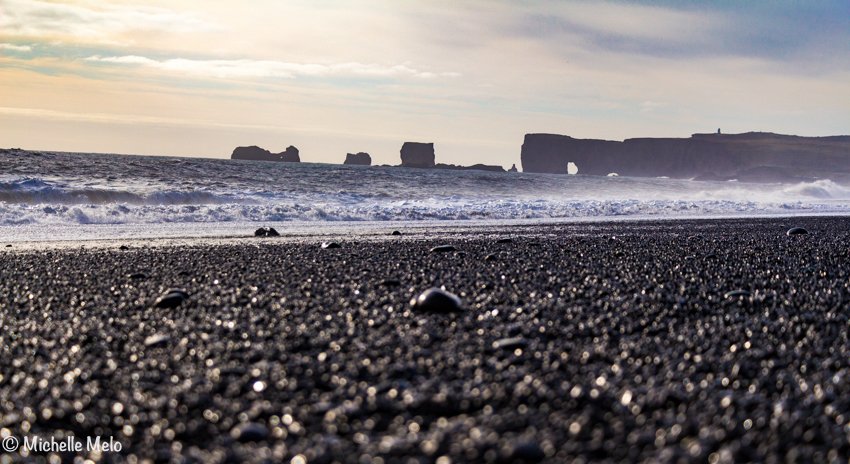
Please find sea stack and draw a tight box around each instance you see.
[344,152,371,166]
[509,164,518,172]
[231,145,300,162]
[400,142,435,168]
[279,146,300,162]
[231,146,277,162]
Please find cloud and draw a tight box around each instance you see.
[84,54,460,80]
[514,0,850,67]
[0,43,32,52]
[525,2,717,43]
[0,105,434,142]
[639,100,667,114]
[0,0,213,43]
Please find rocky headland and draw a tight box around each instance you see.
[521,132,850,182]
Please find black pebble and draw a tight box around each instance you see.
[787,227,808,236]
[493,337,527,350]
[153,289,190,308]
[254,227,280,237]
[724,289,751,299]
[321,242,341,249]
[119,245,129,250]
[510,441,545,462]
[128,272,148,280]
[410,288,463,313]
[5,244,11,248]
[231,422,269,442]
[144,334,171,348]
[485,254,498,261]
[497,238,513,243]
[391,230,402,236]
[429,245,457,253]
[379,279,401,287]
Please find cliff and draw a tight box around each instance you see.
[400,142,435,168]
[344,152,371,166]
[520,132,850,182]
[231,145,300,162]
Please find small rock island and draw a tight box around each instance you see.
[399,142,505,172]
[344,152,371,166]
[231,145,300,162]
[229,141,512,172]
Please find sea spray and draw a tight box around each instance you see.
[2,150,850,229]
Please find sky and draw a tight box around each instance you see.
[1,0,849,167]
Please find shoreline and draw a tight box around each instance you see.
[4,213,850,249]
[2,217,850,462]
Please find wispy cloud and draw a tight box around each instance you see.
[84,55,460,80]
[0,43,32,52]
[524,2,719,43]
[512,0,850,67]
[0,0,212,43]
[0,105,299,131]
[0,105,441,142]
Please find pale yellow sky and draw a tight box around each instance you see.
[1,0,848,166]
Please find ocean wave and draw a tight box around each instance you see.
[1,199,848,226]
[4,157,850,227]
[0,177,251,205]
[780,179,850,199]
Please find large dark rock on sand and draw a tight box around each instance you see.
[410,288,463,313]
[400,142,435,168]
[231,145,300,162]
[520,132,850,182]
[153,289,190,309]
[255,227,280,237]
[344,152,371,166]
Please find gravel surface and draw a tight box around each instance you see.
[2,217,850,463]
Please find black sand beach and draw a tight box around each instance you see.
[2,217,850,463]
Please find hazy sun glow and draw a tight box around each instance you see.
[1,0,848,166]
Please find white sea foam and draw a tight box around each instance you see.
[2,151,850,232]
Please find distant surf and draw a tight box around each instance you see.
[2,151,850,232]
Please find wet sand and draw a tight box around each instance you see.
[1,217,849,463]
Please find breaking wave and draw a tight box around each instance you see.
[2,150,850,227]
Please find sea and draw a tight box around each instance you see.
[3,150,850,241]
